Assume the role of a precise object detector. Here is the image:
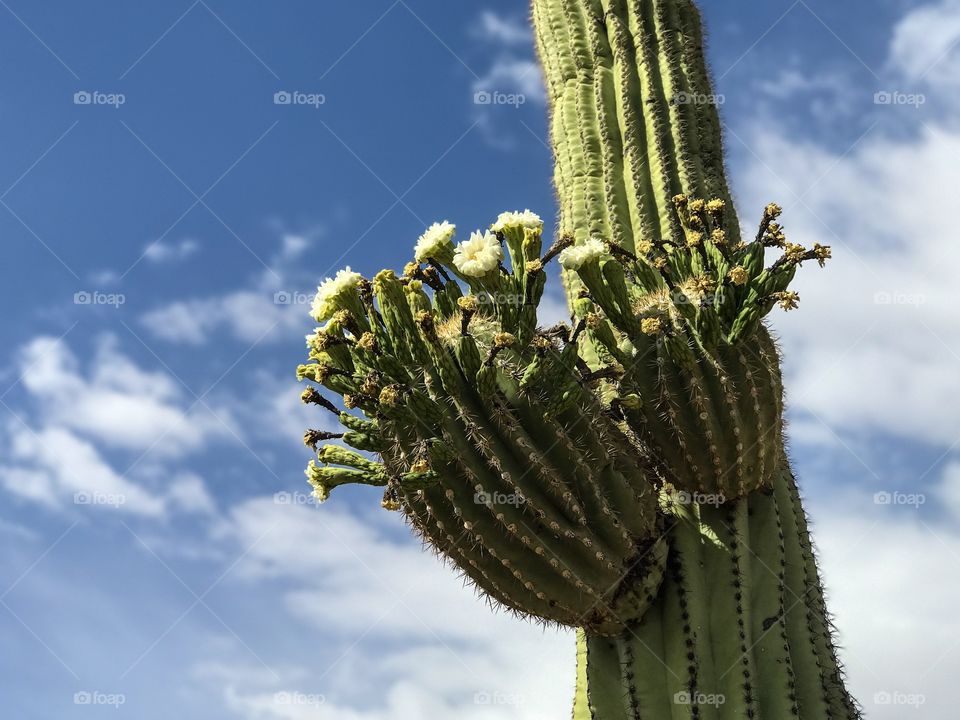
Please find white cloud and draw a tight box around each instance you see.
[473,11,532,46]
[144,238,200,263]
[889,0,960,82]
[0,334,229,517]
[212,498,574,719]
[141,290,303,345]
[733,0,960,450]
[17,335,233,456]
[140,231,315,345]
[473,58,546,106]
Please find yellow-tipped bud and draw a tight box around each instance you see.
[686,231,704,248]
[410,458,430,474]
[379,385,400,406]
[381,497,402,512]
[493,332,517,348]
[706,199,726,214]
[711,229,727,246]
[765,203,783,219]
[402,261,420,278]
[728,266,749,286]
[357,332,378,353]
[641,317,663,336]
[813,243,832,267]
[457,295,479,313]
[688,199,706,214]
[773,291,800,311]
[526,258,544,274]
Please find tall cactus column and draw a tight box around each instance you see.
[531,0,859,718]
[294,1,860,718]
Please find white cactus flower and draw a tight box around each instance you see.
[414,221,456,262]
[558,238,609,270]
[310,267,361,322]
[491,210,543,233]
[453,230,503,277]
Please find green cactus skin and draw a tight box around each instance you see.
[295,0,859,717]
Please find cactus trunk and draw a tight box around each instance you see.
[296,1,858,717]
[532,0,859,717]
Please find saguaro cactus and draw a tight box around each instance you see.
[295,1,861,718]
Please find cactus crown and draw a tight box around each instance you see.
[295,197,827,632]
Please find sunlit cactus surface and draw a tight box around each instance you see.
[295,1,861,718]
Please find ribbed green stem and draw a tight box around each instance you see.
[574,468,860,720]
[533,0,740,255]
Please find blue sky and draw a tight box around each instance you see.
[2,1,959,717]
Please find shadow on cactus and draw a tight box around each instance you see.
[294,1,861,718]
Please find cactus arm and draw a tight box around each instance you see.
[295,0,858,717]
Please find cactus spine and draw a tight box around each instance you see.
[295,1,859,718]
